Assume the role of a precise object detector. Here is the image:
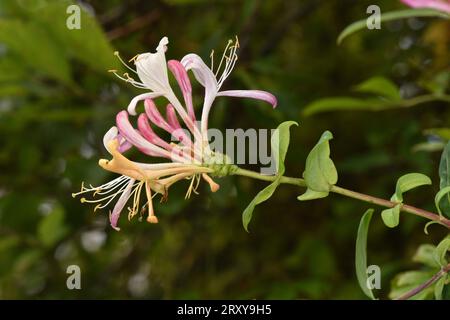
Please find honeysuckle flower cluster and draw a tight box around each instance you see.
[73,37,277,230]
[401,0,450,13]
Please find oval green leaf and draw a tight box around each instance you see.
[298,131,338,201]
[381,204,401,228]
[391,173,432,203]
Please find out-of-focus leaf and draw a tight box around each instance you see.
[413,244,439,268]
[381,204,401,228]
[338,8,450,44]
[434,275,446,300]
[16,0,118,73]
[412,141,445,153]
[423,71,450,95]
[298,131,337,201]
[390,173,431,203]
[0,19,72,85]
[434,237,450,267]
[434,186,450,219]
[389,270,435,300]
[303,95,450,116]
[0,55,27,82]
[242,121,297,231]
[354,76,400,101]
[302,97,388,116]
[37,205,68,247]
[355,209,375,300]
[0,85,26,97]
[438,141,450,217]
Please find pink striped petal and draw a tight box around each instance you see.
[110,178,135,231]
[137,113,173,151]
[168,60,196,121]
[217,90,277,108]
[116,110,173,159]
[166,104,182,130]
[144,99,193,147]
[144,99,172,132]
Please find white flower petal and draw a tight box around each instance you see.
[135,37,171,94]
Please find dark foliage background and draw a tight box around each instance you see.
[0,0,448,299]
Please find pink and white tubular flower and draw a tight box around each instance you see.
[400,0,450,13]
[73,36,277,231]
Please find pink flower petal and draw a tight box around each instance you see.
[116,110,174,159]
[137,113,173,151]
[166,104,182,130]
[144,99,193,147]
[168,60,196,121]
[401,0,450,13]
[217,90,277,108]
[144,99,172,132]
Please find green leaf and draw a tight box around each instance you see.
[242,121,298,231]
[298,131,338,201]
[381,204,401,228]
[337,8,450,45]
[19,0,119,74]
[355,209,376,300]
[37,205,68,247]
[412,141,445,153]
[389,270,435,300]
[434,237,450,267]
[0,19,72,85]
[434,186,450,219]
[302,95,450,116]
[438,141,450,218]
[413,244,440,268]
[271,121,299,175]
[434,275,447,300]
[242,181,280,233]
[354,76,400,101]
[302,97,389,116]
[390,173,432,203]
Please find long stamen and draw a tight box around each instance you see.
[215,39,233,77]
[145,181,158,223]
[217,36,239,88]
[114,51,138,74]
[108,70,148,89]
[210,49,214,71]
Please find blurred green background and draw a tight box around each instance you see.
[0,0,449,299]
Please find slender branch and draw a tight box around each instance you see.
[395,263,450,300]
[232,168,450,229]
